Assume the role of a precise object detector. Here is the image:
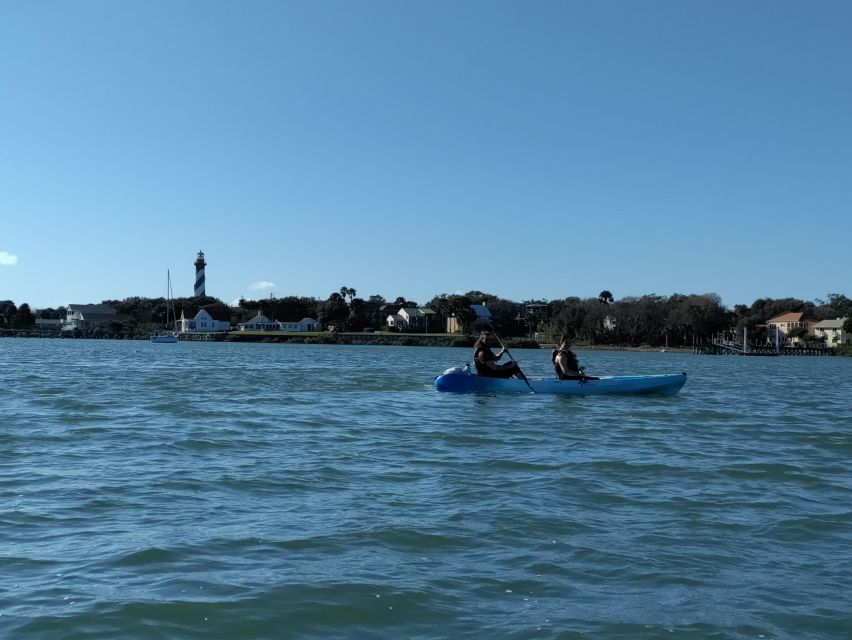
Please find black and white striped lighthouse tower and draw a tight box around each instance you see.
[194,250,207,297]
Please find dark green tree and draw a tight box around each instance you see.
[545,297,587,341]
[393,296,418,307]
[0,300,18,326]
[348,297,368,330]
[788,326,809,343]
[340,286,357,303]
[37,306,67,320]
[264,296,317,322]
[827,294,852,318]
[362,295,387,330]
[14,303,35,328]
[318,293,349,330]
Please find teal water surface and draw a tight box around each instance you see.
[2,340,851,639]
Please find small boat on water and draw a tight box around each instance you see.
[434,366,687,396]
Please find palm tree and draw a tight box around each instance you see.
[339,286,357,303]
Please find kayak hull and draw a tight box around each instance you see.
[434,369,687,396]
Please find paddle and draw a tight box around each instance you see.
[487,324,535,393]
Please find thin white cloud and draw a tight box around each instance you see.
[0,251,18,266]
[249,281,276,292]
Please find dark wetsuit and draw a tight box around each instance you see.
[474,346,521,379]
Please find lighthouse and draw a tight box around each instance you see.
[194,250,207,297]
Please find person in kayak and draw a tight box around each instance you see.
[473,332,524,379]
[553,335,599,381]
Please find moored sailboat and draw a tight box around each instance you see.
[151,270,179,343]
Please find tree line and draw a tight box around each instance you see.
[542,292,852,348]
[2,290,850,349]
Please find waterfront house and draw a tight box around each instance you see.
[400,307,436,331]
[386,312,405,329]
[765,312,815,345]
[446,304,493,334]
[279,318,322,332]
[386,307,436,332]
[812,318,850,347]
[238,312,279,332]
[178,308,231,333]
[63,304,117,331]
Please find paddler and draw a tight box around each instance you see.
[473,332,524,379]
[552,335,599,381]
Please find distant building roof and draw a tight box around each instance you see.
[68,304,116,315]
[813,318,847,330]
[195,307,231,322]
[766,312,807,324]
[242,312,272,324]
[470,304,492,318]
[398,307,435,317]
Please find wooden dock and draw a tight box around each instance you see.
[695,339,833,356]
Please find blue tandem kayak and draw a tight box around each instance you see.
[434,367,687,395]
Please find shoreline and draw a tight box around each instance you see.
[1,331,842,355]
[3,329,841,355]
[0,328,690,352]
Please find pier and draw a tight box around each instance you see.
[694,337,833,356]
[0,329,65,338]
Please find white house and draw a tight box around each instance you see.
[179,308,231,333]
[812,318,849,347]
[63,304,117,331]
[386,307,436,331]
[279,318,322,332]
[386,313,405,329]
[238,312,279,331]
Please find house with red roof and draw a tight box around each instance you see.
[765,312,815,346]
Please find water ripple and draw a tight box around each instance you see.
[2,340,851,639]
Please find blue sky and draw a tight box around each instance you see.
[1,0,850,309]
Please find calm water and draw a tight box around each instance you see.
[2,340,851,639]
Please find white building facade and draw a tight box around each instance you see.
[812,318,850,347]
[63,304,117,331]
[386,307,436,331]
[238,313,278,331]
[279,318,321,332]
[179,309,231,333]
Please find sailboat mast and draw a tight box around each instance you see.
[167,269,173,327]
